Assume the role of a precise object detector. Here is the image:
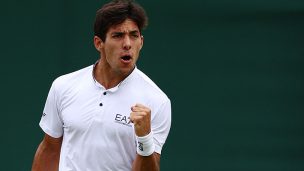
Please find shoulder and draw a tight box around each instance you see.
[51,65,93,93]
[133,68,170,103]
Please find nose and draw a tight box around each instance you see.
[123,36,131,50]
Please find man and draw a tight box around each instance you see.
[31,0,171,171]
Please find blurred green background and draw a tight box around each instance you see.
[1,0,303,170]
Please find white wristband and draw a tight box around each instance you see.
[136,131,155,156]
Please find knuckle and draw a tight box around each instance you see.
[147,108,151,113]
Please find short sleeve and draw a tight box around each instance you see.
[151,99,172,154]
[39,80,63,138]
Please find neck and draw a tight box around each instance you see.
[93,60,133,89]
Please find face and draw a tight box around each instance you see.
[95,19,143,77]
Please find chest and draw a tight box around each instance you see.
[59,87,144,140]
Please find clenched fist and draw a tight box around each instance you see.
[130,104,151,137]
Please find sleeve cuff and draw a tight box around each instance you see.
[39,122,63,138]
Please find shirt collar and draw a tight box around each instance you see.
[91,60,137,92]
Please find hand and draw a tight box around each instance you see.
[130,103,151,137]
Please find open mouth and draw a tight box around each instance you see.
[120,55,132,62]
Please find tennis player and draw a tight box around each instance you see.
[31,0,171,170]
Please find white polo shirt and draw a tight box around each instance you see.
[39,64,171,171]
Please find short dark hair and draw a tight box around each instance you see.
[94,0,148,41]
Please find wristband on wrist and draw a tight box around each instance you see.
[136,131,155,156]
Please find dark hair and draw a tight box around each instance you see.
[94,0,148,41]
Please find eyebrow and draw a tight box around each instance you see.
[111,30,140,35]
[129,30,140,34]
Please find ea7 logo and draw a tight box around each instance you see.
[114,114,132,127]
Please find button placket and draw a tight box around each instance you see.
[99,90,108,107]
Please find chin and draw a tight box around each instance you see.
[118,67,134,76]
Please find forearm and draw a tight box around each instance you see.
[132,152,160,171]
[32,137,61,171]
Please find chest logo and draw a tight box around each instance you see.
[114,114,132,127]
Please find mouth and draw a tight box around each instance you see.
[120,55,132,63]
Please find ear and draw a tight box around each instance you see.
[140,35,144,50]
[94,36,104,52]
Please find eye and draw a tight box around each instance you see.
[131,34,139,38]
[130,31,140,39]
[112,33,123,38]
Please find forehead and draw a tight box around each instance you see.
[108,19,140,33]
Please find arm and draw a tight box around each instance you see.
[130,104,160,171]
[32,134,63,171]
[132,152,160,171]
